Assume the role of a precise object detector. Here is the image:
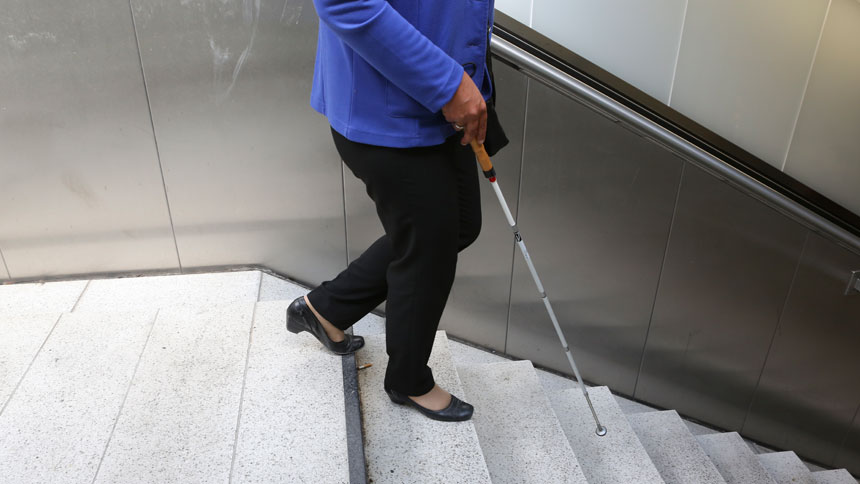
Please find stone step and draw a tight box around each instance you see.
[696,432,777,484]
[811,469,858,484]
[757,451,816,484]
[230,300,350,483]
[628,410,727,484]
[356,331,491,484]
[458,360,588,484]
[550,386,665,484]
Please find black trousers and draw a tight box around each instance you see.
[308,128,482,396]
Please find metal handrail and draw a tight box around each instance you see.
[490,36,860,255]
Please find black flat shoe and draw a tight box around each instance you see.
[286,297,364,355]
[386,388,474,422]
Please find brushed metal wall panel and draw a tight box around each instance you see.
[744,232,860,466]
[670,0,829,166]
[532,0,687,103]
[440,63,527,351]
[0,0,178,279]
[835,410,860,475]
[784,0,860,216]
[507,81,683,395]
[343,62,527,351]
[130,0,346,285]
[635,164,808,431]
[495,0,533,27]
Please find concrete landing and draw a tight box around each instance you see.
[758,451,816,484]
[356,331,491,484]
[629,410,727,484]
[697,432,777,484]
[458,360,588,484]
[550,386,665,484]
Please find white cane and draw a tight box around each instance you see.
[470,139,607,437]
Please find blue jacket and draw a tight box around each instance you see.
[310,0,495,148]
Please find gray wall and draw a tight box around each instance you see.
[496,0,860,217]
[1,0,859,473]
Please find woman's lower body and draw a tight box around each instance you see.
[306,127,481,401]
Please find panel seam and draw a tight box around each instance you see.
[228,302,257,484]
[834,402,860,466]
[528,0,535,27]
[504,77,531,354]
[0,313,64,418]
[342,161,351,267]
[633,161,686,397]
[739,230,810,433]
[0,247,10,279]
[667,0,689,106]
[127,0,183,272]
[91,308,160,484]
[781,0,832,172]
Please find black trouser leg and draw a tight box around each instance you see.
[307,128,481,396]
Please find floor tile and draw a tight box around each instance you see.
[0,310,155,484]
[94,303,254,484]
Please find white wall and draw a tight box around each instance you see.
[496,0,860,217]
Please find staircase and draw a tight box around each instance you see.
[0,270,856,484]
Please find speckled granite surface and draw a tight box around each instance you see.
[458,360,588,484]
[74,271,261,312]
[629,410,727,484]
[697,432,777,484]
[551,386,665,484]
[0,310,156,483]
[0,279,88,314]
[758,451,816,484]
[357,331,491,484]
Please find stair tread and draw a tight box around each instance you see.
[811,469,858,484]
[696,432,777,484]
[550,386,665,484]
[357,331,491,484]
[628,410,727,484]
[458,360,588,484]
[758,451,816,484]
[231,300,350,483]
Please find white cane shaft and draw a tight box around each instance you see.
[490,181,517,228]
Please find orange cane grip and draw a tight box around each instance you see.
[469,140,496,180]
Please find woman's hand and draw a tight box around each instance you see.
[442,72,487,146]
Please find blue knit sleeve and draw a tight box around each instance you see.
[313,0,464,113]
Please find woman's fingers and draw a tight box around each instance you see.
[477,103,487,145]
[442,72,488,146]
